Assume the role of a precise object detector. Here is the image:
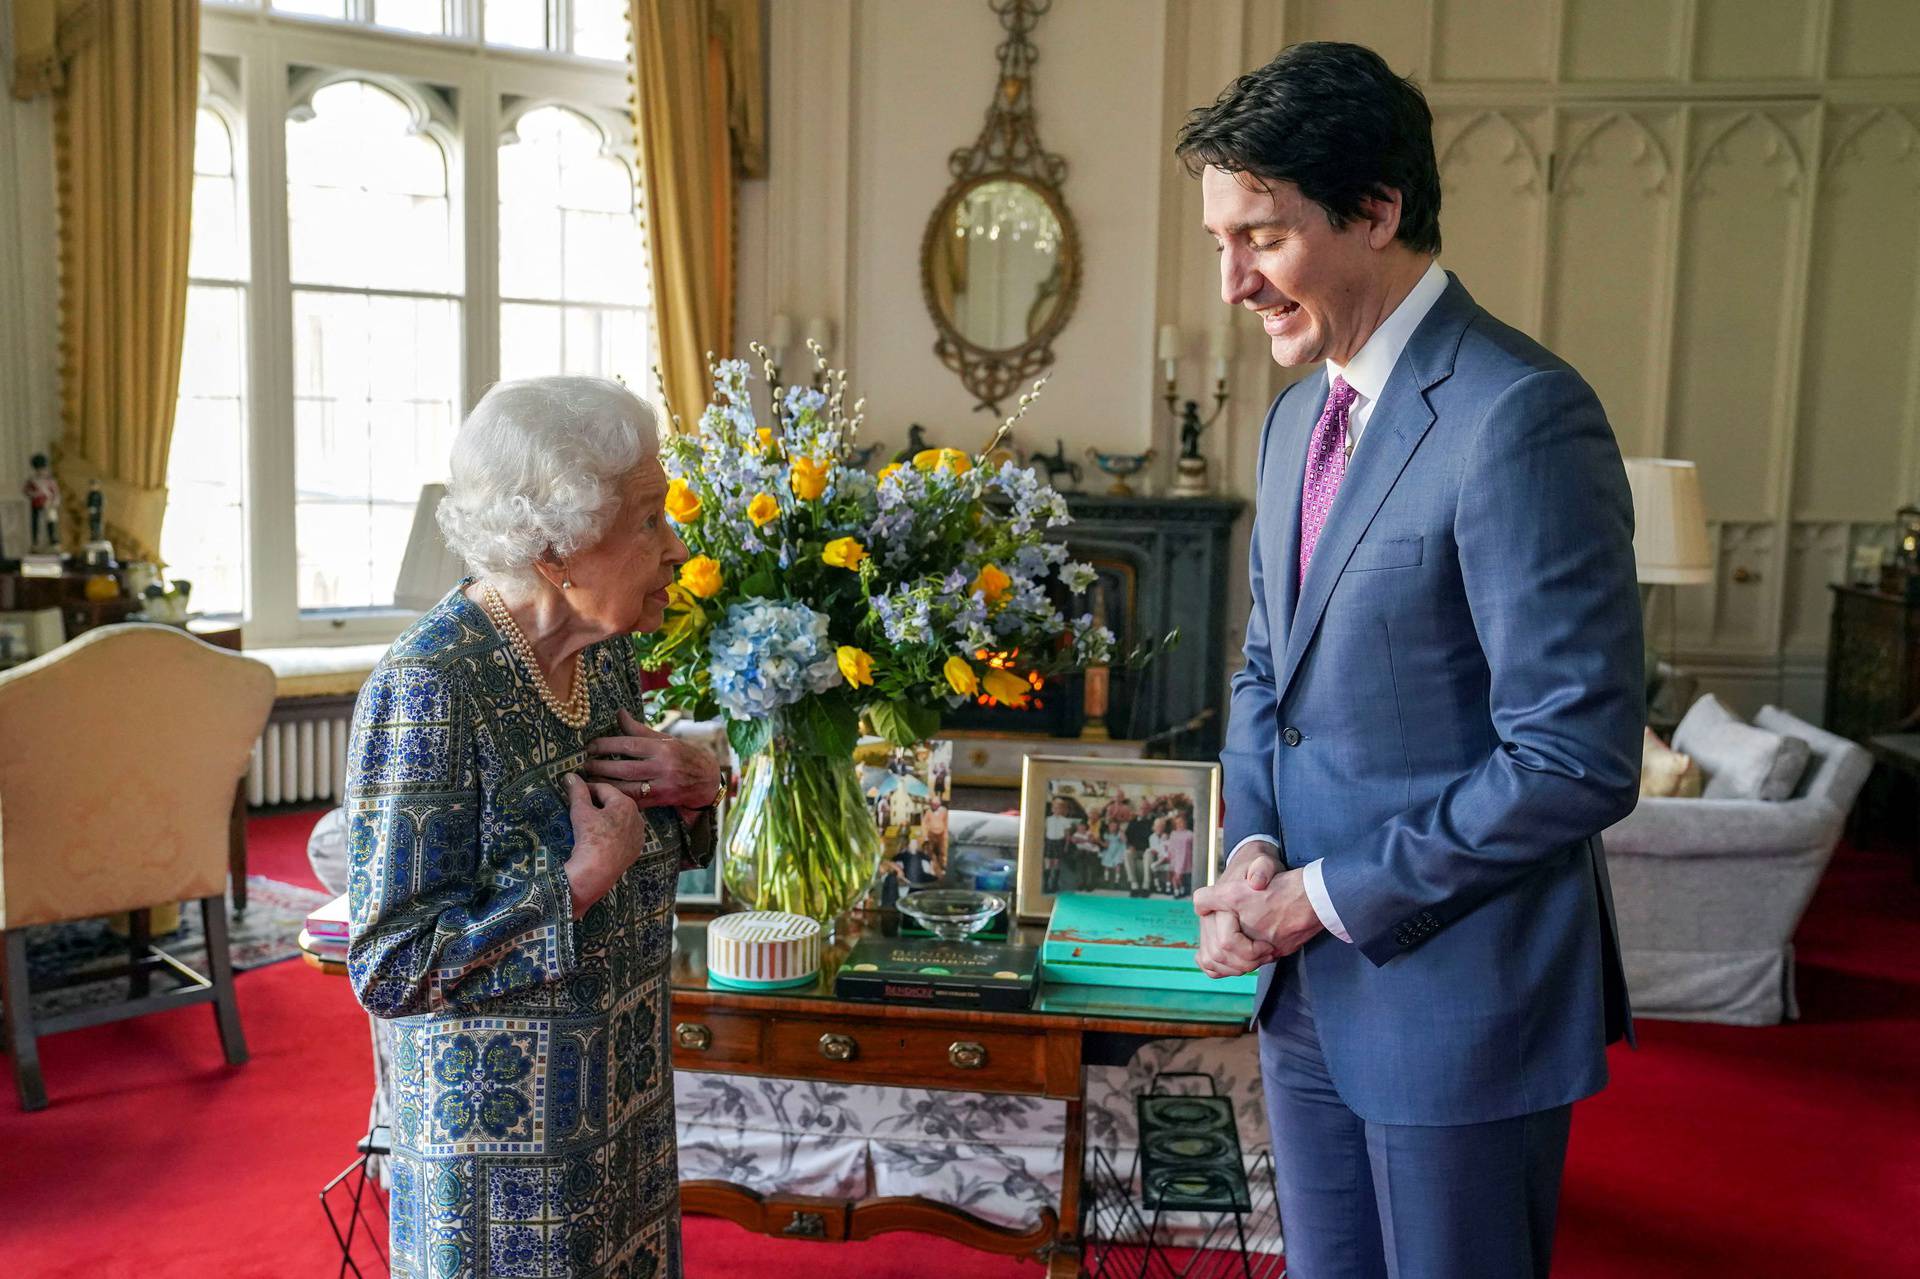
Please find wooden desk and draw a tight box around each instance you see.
[298,914,1251,1276]
[669,914,1247,1277]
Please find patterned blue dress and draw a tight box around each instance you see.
[346,586,707,1279]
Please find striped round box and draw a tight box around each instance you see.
[706,911,822,991]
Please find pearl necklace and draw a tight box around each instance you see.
[481,583,593,730]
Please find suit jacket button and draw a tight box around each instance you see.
[1282,727,1302,747]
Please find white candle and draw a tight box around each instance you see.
[804,316,834,355]
[1207,322,1232,364]
[1157,324,1180,364]
[768,312,794,354]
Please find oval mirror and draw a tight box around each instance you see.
[928,176,1072,353]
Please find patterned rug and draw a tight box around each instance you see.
[12,876,332,1021]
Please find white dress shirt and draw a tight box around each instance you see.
[1229,259,1449,944]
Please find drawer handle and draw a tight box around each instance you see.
[818,1032,858,1062]
[675,1022,712,1052]
[949,1041,988,1070]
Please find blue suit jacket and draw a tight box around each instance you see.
[1222,274,1640,1127]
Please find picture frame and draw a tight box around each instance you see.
[1015,754,1222,922]
[857,738,961,909]
[0,607,64,659]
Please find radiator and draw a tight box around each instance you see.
[248,711,352,806]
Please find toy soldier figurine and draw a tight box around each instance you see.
[23,453,58,551]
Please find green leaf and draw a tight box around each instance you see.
[868,699,941,747]
[727,715,773,760]
[739,567,777,599]
[791,696,861,760]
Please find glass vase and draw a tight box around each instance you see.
[722,740,883,928]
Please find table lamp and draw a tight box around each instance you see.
[1625,458,1712,722]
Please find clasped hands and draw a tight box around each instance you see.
[1191,842,1324,979]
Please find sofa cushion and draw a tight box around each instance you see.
[1640,728,1703,799]
[1674,694,1812,801]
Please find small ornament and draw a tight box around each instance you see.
[1085,448,1155,497]
[22,453,58,551]
[1030,438,1081,492]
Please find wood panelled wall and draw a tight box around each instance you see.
[1150,0,1920,721]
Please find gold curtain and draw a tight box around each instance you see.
[628,0,764,430]
[11,0,198,563]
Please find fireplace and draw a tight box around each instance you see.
[947,493,1243,760]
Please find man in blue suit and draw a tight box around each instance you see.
[1184,43,1642,1279]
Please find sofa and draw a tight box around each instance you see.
[1603,700,1872,1025]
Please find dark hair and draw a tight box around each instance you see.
[1175,42,1441,255]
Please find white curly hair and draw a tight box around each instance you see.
[436,376,660,585]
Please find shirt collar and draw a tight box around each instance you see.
[1326,260,1448,405]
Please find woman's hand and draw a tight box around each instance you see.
[582,709,723,822]
[562,773,647,917]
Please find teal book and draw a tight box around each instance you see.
[1042,894,1258,996]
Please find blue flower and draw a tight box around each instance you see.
[707,600,843,719]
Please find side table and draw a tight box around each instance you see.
[1867,734,1920,882]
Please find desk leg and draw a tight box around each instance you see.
[1048,1094,1086,1279]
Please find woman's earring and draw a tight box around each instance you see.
[561,578,573,590]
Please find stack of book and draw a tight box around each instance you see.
[304,893,350,963]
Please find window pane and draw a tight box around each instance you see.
[287,80,455,292]
[499,107,653,392]
[164,283,249,616]
[190,108,245,281]
[272,0,348,18]
[485,0,547,49]
[373,0,448,36]
[293,290,460,610]
[571,0,627,59]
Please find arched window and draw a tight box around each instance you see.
[286,78,461,610]
[498,104,653,393]
[163,101,249,616]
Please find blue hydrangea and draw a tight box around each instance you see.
[707,600,842,719]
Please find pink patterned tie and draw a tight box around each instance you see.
[1299,376,1357,586]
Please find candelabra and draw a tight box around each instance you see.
[1157,324,1232,496]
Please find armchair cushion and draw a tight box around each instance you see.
[1674,693,1811,801]
[1639,728,1702,798]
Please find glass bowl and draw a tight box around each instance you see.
[897,888,1005,941]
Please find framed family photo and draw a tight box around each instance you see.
[1015,755,1222,921]
[856,738,959,908]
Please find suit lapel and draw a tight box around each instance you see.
[1273,276,1476,705]
[1270,370,1323,646]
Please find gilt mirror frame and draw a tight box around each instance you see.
[919,0,1081,414]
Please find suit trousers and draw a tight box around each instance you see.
[1258,959,1572,1279]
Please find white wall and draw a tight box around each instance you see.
[744,0,1920,726]
[0,0,62,512]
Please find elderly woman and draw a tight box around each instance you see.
[346,375,723,1279]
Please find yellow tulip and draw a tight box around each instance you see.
[679,554,724,599]
[983,668,1032,707]
[836,645,874,689]
[664,478,702,523]
[877,462,903,482]
[970,563,1013,609]
[747,493,780,528]
[790,456,829,500]
[943,655,979,697]
[822,537,868,570]
[757,427,775,453]
[913,447,971,475]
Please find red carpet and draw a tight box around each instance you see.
[1,809,1915,1277]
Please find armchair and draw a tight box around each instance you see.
[1603,706,1872,1025]
[0,624,276,1109]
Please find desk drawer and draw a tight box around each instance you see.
[765,1016,1046,1093]
[668,1009,761,1069]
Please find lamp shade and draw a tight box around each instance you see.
[1624,458,1713,586]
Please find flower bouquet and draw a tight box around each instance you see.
[635,344,1117,925]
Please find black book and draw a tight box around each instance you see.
[833,936,1039,1011]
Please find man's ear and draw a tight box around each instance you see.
[1360,188,1404,250]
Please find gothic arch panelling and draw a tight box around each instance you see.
[1544,110,1677,458]
[1435,109,1546,335]
[1669,107,1813,522]
[1794,106,1920,521]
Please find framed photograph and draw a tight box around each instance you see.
[1016,754,1222,922]
[0,608,64,659]
[857,738,959,909]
